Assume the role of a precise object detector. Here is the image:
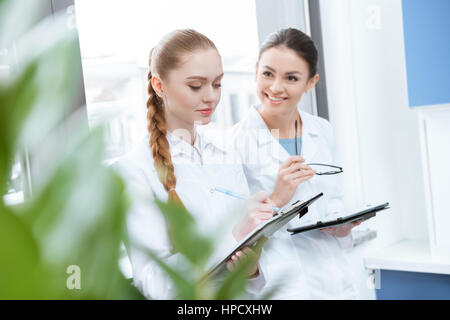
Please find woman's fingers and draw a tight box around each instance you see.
[285,162,313,174]
[227,252,243,270]
[242,247,256,259]
[248,191,275,211]
[286,169,315,183]
[246,197,268,212]
[236,251,244,260]
[279,156,305,170]
[264,196,277,207]
[255,202,277,213]
[279,165,309,178]
[227,254,237,271]
[250,191,269,203]
[252,212,275,220]
[320,222,360,237]
[227,248,260,275]
[288,167,315,178]
[294,175,315,185]
[235,191,278,242]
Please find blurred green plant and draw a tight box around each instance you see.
[0,0,142,299]
[0,0,262,300]
[146,199,263,300]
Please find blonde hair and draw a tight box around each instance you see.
[146,29,217,208]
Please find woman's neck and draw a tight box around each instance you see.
[259,105,302,139]
[166,121,196,145]
[164,108,197,145]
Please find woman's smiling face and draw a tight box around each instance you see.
[256,46,318,112]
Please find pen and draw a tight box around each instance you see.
[212,187,281,213]
[212,186,246,200]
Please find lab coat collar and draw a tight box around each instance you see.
[196,125,230,154]
[246,105,320,163]
[167,128,228,158]
[166,131,193,158]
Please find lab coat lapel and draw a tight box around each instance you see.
[300,129,317,163]
[299,112,318,163]
[257,129,289,165]
[294,112,321,217]
[257,110,319,164]
[249,106,290,165]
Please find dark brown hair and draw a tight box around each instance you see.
[258,28,318,78]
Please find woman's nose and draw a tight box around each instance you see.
[269,78,284,94]
[202,86,218,103]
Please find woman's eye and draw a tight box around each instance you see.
[287,76,298,81]
[262,71,272,77]
[214,83,222,89]
[189,85,201,91]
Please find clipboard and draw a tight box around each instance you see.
[287,202,390,235]
[203,192,323,280]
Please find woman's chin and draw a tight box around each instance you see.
[194,116,212,126]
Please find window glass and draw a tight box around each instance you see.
[75,0,259,161]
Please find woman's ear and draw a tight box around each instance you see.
[151,76,164,98]
[306,73,319,93]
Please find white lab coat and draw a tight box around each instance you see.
[114,130,265,299]
[232,105,359,299]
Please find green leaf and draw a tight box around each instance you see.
[213,239,266,300]
[212,254,253,300]
[0,0,44,50]
[154,198,213,268]
[18,128,131,298]
[0,206,39,299]
[0,0,142,300]
[146,250,196,300]
[0,60,39,186]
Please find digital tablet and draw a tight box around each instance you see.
[287,202,390,235]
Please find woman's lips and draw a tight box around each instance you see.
[197,108,213,116]
[265,93,287,105]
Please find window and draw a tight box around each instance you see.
[75,0,259,162]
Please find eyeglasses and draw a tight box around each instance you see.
[307,163,343,175]
[293,120,342,175]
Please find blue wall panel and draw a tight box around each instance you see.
[402,0,450,107]
[376,270,450,300]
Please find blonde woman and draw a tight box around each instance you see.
[115,29,275,299]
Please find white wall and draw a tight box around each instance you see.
[320,0,431,298]
[418,105,450,257]
[321,0,428,244]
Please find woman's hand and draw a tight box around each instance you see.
[319,220,363,237]
[270,156,316,207]
[226,247,259,277]
[232,191,276,242]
